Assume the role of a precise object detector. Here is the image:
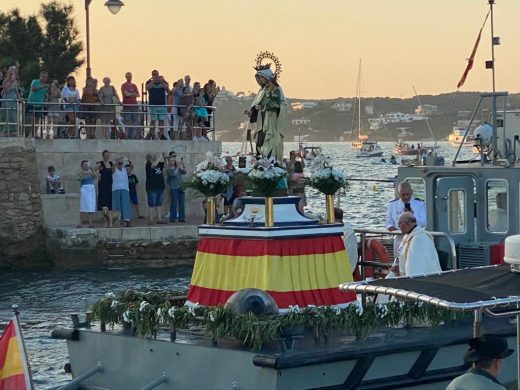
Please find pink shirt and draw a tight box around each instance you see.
[121,82,138,106]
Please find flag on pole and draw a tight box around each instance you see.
[0,319,33,390]
[456,10,490,89]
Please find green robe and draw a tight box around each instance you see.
[251,85,287,162]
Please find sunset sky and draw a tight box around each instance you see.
[5,0,520,99]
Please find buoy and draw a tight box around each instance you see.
[371,184,378,192]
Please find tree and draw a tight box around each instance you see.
[0,9,44,91]
[0,2,83,94]
[40,2,84,85]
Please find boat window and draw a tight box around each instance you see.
[486,180,508,233]
[448,190,466,234]
[404,178,425,200]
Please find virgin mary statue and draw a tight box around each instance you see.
[248,52,287,162]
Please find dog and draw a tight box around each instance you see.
[102,206,121,228]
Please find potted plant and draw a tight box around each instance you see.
[307,155,347,223]
[186,152,230,224]
[246,156,287,226]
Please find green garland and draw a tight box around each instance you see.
[89,290,471,351]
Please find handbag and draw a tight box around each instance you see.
[111,86,121,105]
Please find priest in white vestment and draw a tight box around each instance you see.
[391,212,441,276]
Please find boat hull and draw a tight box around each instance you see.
[355,151,383,158]
[56,318,517,389]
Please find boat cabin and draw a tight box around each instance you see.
[397,93,519,268]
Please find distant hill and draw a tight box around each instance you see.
[214,92,520,142]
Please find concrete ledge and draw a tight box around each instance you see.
[45,225,199,270]
[41,193,80,227]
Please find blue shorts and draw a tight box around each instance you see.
[26,104,46,118]
[147,189,164,207]
[149,105,168,122]
[129,191,138,205]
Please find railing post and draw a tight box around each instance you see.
[139,373,168,390]
[57,361,103,390]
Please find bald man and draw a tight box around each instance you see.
[390,212,441,276]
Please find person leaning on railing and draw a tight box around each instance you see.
[99,77,120,139]
[1,66,20,136]
[62,76,80,139]
[81,78,99,139]
[121,72,140,140]
[47,80,62,139]
[26,71,49,138]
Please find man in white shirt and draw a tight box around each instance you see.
[386,181,426,258]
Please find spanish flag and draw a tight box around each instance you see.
[187,235,357,309]
[0,319,33,390]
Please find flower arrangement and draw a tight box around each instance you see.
[247,156,287,197]
[186,152,230,197]
[90,289,471,351]
[307,154,347,195]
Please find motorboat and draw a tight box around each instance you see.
[50,3,520,389]
[355,140,383,158]
[447,126,474,146]
[302,145,322,160]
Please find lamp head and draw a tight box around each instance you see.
[104,0,124,14]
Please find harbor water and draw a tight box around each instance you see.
[0,141,477,388]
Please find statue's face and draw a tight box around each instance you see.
[255,74,268,87]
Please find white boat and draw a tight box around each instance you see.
[355,140,383,158]
[350,60,377,150]
[447,126,474,146]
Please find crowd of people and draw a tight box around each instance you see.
[0,67,219,140]
[72,150,189,228]
[44,148,309,229]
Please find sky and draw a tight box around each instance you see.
[4,0,520,99]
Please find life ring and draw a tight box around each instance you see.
[354,238,391,281]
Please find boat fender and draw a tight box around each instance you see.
[358,238,391,280]
[226,288,279,315]
[51,328,80,341]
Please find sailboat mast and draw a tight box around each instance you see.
[357,59,362,138]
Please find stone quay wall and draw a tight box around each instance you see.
[0,138,220,270]
[0,141,48,269]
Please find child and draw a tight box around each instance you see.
[179,86,194,140]
[126,162,143,219]
[46,165,65,194]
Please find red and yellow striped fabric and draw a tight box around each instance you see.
[187,235,356,309]
[0,320,30,390]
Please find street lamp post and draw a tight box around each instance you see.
[85,0,124,79]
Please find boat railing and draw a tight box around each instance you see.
[354,228,458,280]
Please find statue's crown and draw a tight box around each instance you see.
[254,63,271,71]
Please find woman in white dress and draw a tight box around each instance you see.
[78,160,98,227]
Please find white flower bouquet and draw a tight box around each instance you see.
[307,154,347,195]
[187,152,230,197]
[247,156,287,197]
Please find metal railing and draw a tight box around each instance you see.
[0,99,217,140]
[354,228,458,279]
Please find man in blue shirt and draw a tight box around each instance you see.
[26,71,49,138]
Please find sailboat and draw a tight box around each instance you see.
[350,61,382,157]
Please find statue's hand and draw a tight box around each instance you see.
[255,105,261,111]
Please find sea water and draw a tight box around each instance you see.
[0,141,477,388]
